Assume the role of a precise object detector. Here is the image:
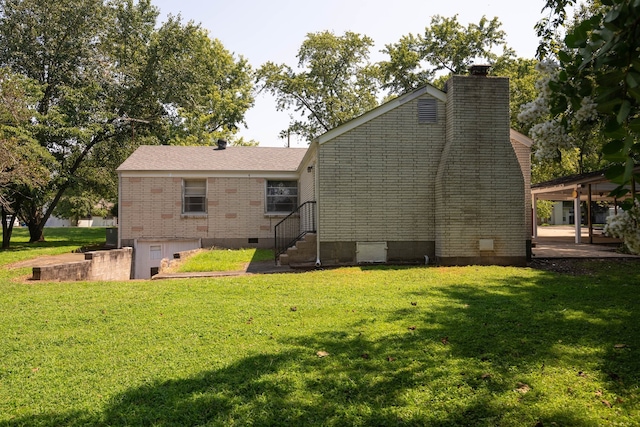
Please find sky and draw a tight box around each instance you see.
[152,0,552,147]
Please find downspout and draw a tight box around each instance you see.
[314,146,321,267]
[532,194,538,239]
[574,186,581,244]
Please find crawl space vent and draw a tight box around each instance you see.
[356,242,388,263]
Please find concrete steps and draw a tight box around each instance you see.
[279,233,317,266]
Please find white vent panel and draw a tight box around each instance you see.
[356,242,388,263]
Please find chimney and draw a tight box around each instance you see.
[435,73,526,265]
[469,64,491,76]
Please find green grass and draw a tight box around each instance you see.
[175,248,274,272]
[0,227,106,267]
[1,233,639,426]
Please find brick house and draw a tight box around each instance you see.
[117,146,307,278]
[118,70,532,278]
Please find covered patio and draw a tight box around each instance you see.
[530,166,639,259]
[531,225,636,258]
[531,166,639,244]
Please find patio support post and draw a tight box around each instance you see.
[532,195,538,238]
[588,184,593,244]
[574,186,581,244]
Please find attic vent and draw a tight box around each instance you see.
[417,99,437,123]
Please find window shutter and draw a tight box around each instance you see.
[417,98,437,123]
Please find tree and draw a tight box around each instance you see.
[536,200,555,224]
[151,16,254,146]
[0,67,51,248]
[0,0,254,243]
[535,0,639,193]
[257,31,380,142]
[533,0,640,253]
[379,15,513,93]
[378,15,539,139]
[493,57,541,131]
[517,58,607,178]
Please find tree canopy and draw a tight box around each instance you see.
[257,31,380,142]
[257,18,534,144]
[528,0,640,253]
[0,0,254,245]
[379,15,513,93]
[0,67,52,248]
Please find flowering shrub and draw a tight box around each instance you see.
[517,60,598,162]
[604,201,640,255]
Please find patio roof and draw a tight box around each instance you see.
[531,165,640,202]
[531,165,639,244]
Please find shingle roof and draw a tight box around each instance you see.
[117,145,308,172]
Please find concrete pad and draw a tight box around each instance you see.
[533,226,637,259]
[9,253,86,269]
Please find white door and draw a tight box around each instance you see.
[134,240,200,279]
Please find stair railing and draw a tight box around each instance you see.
[274,201,317,263]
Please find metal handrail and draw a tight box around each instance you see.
[274,201,317,263]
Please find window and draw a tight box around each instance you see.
[149,244,162,260]
[266,180,298,213]
[183,180,207,214]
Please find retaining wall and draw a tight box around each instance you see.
[32,248,133,281]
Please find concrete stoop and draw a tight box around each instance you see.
[278,233,317,266]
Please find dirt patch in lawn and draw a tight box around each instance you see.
[528,258,640,276]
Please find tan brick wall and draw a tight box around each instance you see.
[318,94,446,243]
[299,150,316,204]
[435,75,526,261]
[511,138,532,237]
[120,176,289,246]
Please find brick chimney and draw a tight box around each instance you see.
[434,74,526,265]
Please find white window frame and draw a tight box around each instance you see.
[149,244,162,260]
[182,179,207,214]
[266,180,298,214]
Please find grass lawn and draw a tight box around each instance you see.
[173,248,274,272]
[1,227,106,265]
[1,230,639,426]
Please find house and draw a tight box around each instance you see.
[117,145,307,278]
[117,69,532,279]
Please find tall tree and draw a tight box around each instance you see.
[379,15,538,147]
[257,31,380,142]
[0,68,51,248]
[0,0,254,243]
[493,57,541,132]
[532,0,640,253]
[379,15,513,93]
[533,0,639,189]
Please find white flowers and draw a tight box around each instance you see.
[518,60,562,158]
[535,59,559,76]
[517,59,598,161]
[529,119,574,160]
[604,201,640,255]
[574,97,598,124]
[518,97,548,125]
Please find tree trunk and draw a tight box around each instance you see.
[2,204,19,250]
[26,206,45,243]
[27,218,45,243]
[2,207,11,249]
